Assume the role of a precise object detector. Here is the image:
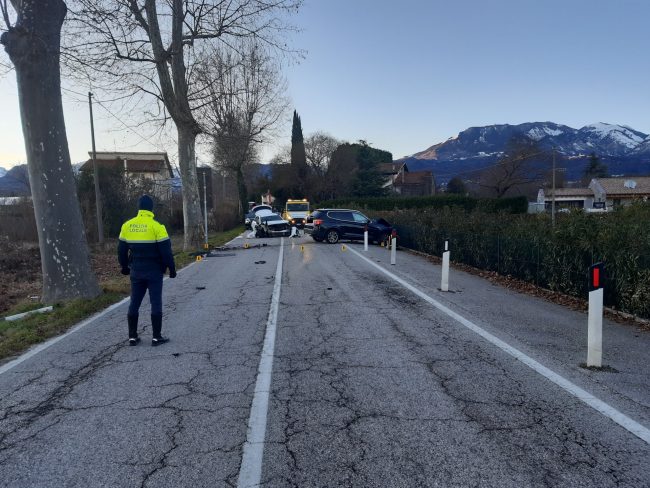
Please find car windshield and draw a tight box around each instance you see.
[287,203,309,211]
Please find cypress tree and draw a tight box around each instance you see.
[291,110,308,193]
[584,152,608,180]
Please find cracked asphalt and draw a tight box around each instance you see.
[1,235,649,487]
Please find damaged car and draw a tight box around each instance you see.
[255,212,291,238]
[305,209,393,244]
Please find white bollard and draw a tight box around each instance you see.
[290,226,297,238]
[441,240,450,292]
[364,230,368,251]
[587,263,604,367]
[390,235,396,265]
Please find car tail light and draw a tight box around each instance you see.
[313,219,323,226]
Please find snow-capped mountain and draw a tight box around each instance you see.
[0,164,30,197]
[403,122,650,182]
[0,167,7,178]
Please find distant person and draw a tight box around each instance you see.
[118,195,176,346]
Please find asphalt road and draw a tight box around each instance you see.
[0,234,649,487]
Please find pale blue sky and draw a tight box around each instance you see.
[282,0,650,158]
[1,0,649,168]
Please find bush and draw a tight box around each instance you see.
[316,195,528,214]
[373,203,650,319]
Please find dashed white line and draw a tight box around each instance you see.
[237,238,284,487]
[347,245,650,446]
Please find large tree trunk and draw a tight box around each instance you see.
[235,166,248,220]
[177,125,205,250]
[1,0,100,303]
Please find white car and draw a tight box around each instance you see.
[245,205,273,228]
[254,212,291,237]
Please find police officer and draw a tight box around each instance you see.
[118,195,176,346]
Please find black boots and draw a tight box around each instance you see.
[151,314,169,346]
[128,315,140,346]
[129,314,168,346]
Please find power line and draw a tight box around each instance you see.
[61,86,173,158]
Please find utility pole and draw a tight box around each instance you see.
[88,92,104,244]
[551,148,556,227]
[203,169,208,248]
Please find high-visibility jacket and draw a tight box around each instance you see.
[118,210,175,274]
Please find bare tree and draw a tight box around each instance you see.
[65,0,301,249]
[303,131,338,200]
[200,41,288,216]
[1,0,100,302]
[477,136,549,198]
[305,132,339,178]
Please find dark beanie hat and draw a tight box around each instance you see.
[138,194,154,211]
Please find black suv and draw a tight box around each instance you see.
[305,209,393,244]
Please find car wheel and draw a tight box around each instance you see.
[326,229,340,244]
[376,233,388,245]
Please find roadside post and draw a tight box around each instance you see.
[390,229,397,265]
[364,225,368,251]
[587,262,604,367]
[441,240,450,292]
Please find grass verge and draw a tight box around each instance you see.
[0,226,244,364]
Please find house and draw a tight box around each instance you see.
[392,170,436,196]
[588,177,650,210]
[541,187,595,210]
[81,152,175,200]
[261,190,275,206]
[379,162,436,196]
[379,162,409,190]
[542,176,650,211]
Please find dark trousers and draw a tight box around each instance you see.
[128,271,163,316]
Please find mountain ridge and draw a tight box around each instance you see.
[401,122,650,183]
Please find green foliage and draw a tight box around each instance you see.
[584,152,608,179]
[325,142,392,199]
[317,194,528,214]
[446,176,467,194]
[0,292,125,360]
[351,143,390,197]
[290,110,307,184]
[373,202,650,318]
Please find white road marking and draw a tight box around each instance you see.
[0,233,246,376]
[237,238,284,488]
[347,246,650,445]
[0,297,130,376]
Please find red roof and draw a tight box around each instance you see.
[394,171,433,185]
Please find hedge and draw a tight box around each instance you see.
[316,195,528,214]
[371,203,650,319]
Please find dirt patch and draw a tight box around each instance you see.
[0,238,126,315]
[0,237,42,314]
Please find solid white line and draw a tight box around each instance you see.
[0,233,247,376]
[347,246,650,446]
[0,297,129,376]
[237,238,284,488]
